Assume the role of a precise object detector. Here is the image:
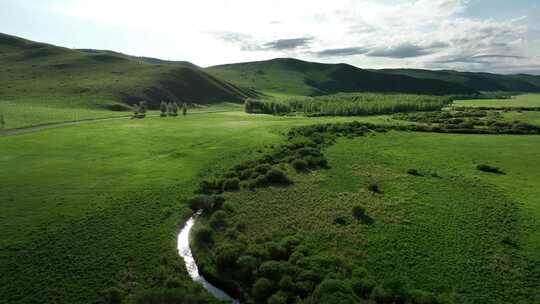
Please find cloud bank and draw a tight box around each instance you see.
[4,0,538,73]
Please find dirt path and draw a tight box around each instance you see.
[0,110,234,137]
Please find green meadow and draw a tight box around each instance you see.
[1,108,380,303]
[2,32,540,304]
[454,93,540,108]
[198,131,540,303]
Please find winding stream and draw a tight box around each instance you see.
[177,212,240,303]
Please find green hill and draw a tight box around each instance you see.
[0,32,258,109]
[205,58,478,96]
[377,69,540,92]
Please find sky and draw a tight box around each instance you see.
[1,0,539,74]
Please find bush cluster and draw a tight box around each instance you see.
[393,111,540,135]
[476,164,504,174]
[201,234,457,304]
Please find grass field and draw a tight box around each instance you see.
[1,109,384,303]
[199,131,540,303]
[0,98,130,130]
[502,111,540,126]
[454,94,540,108]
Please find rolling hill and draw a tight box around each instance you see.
[205,58,478,96]
[377,69,540,93]
[0,32,258,109]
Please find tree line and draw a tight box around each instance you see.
[245,93,455,116]
[132,101,188,119]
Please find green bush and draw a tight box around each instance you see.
[476,164,504,174]
[237,255,259,280]
[312,279,359,304]
[252,278,275,302]
[223,178,240,191]
[198,179,223,194]
[352,206,366,220]
[371,279,409,304]
[193,226,214,246]
[368,183,380,193]
[209,211,227,229]
[188,195,213,211]
[100,287,124,304]
[292,159,309,171]
[268,291,288,304]
[216,244,241,270]
[407,169,421,176]
[266,168,291,185]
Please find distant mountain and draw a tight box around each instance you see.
[376,69,540,93]
[77,49,200,69]
[0,33,257,108]
[205,58,478,96]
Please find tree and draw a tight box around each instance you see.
[160,101,168,117]
[209,210,227,229]
[194,226,214,245]
[252,278,274,302]
[368,183,379,194]
[139,101,147,114]
[132,104,140,117]
[352,206,366,220]
[169,102,179,116]
[0,114,5,129]
[182,103,188,116]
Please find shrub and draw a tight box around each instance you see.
[256,164,272,174]
[313,279,359,304]
[409,289,438,304]
[160,101,168,117]
[211,195,225,211]
[223,178,240,191]
[259,260,294,281]
[352,206,366,220]
[266,168,291,185]
[476,164,503,174]
[268,291,288,304]
[100,287,124,304]
[239,169,254,180]
[407,169,421,176]
[368,183,380,193]
[292,159,309,171]
[198,179,221,194]
[266,242,289,260]
[188,195,213,211]
[252,278,275,302]
[351,276,375,298]
[209,211,227,229]
[237,255,259,280]
[333,216,348,226]
[194,226,213,245]
[371,279,408,304]
[216,244,241,270]
[279,275,294,291]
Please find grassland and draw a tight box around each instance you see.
[454,93,540,108]
[502,111,540,126]
[1,108,386,303]
[0,32,258,130]
[0,98,130,129]
[195,130,540,303]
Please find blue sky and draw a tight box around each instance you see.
[1,0,539,74]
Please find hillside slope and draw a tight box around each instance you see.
[205,58,477,96]
[377,69,540,92]
[0,33,258,108]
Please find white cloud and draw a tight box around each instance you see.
[21,0,537,72]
